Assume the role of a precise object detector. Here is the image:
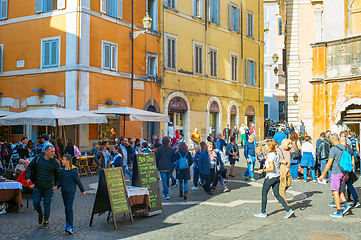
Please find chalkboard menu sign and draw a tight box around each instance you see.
[132,152,163,216]
[89,167,133,229]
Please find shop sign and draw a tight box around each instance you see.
[169,97,187,110]
[210,102,219,113]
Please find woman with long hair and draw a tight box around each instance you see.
[300,136,316,183]
[289,132,301,181]
[254,139,294,219]
[57,137,64,156]
[174,142,192,199]
[226,136,239,177]
[50,139,60,161]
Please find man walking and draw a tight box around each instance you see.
[317,132,331,180]
[119,137,132,179]
[26,145,60,228]
[240,124,246,146]
[273,127,287,147]
[300,121,306,135]
[319,134,352,217]
[41,134,53,153]
[223,125,231,144]
[233,125,240,144]
[215,132,227,152]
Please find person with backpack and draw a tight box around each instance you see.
[64,138,80,165]
[174,142,192,200]
[319,134,353,217]
[340,137,360,208]
[317,132,331,181]
[300,136,316,183]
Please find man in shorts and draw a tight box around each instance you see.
[319,134,352,218]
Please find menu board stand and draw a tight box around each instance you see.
[132,152,163,216]
[89,168,133,230]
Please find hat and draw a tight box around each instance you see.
[93,142,98,145]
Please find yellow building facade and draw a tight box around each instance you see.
[311,0,361,139]
[160,0,264,141]
[0,0,161,149]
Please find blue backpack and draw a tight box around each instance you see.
[178,152,189,170]
[336,146,353,173]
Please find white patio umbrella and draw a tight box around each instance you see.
[0,111,15,117]
[91,107,169,135]
[0,107,108,126]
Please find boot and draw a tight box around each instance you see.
[179,191,183,197]
[184,191,188,200]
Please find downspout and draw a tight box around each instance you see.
[161,0,166,137]
[241,0,244,103]
[258,0,260,136]
[131,0,134,106]
[205,0,208,79]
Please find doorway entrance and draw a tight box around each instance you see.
[230,105,237,128]
[245,105,256,127]
[210,101,219,138]
[168,97,188,136]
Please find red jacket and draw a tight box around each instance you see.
[15,170,33,187]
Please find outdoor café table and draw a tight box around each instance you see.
[77,156,94,176]
[126,186,150,213]
[0,181,23,209]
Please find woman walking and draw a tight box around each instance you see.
[289,132,301,181]
[300,136,316,183]
[174,142,192,199]
[226,136,239,177]
[254,140,294,219]
[212,147,228,193]
[64,138,79,165]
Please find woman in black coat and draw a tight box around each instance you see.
[174,142,193,200]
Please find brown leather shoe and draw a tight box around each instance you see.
[38,214,44,225]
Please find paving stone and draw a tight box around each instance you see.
[302,215,332,221]
[330,217,361,223]
[208,229,250,238]
[227,223,263,231]
[239,218,278,226]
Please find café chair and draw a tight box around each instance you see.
[22,186,33,209]
[77,157,90,176]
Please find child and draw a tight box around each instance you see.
[55,154,86,234]
[256,145,266,179]
[141,141,152,153]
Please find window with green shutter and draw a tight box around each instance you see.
[42,39,59,68]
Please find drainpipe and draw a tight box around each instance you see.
[131,0,134,106]
[241,0,244,103]
[205,0,208,78]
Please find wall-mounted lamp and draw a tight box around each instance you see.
[32,88,45,95]
[133,15,153,39]
[272,53,279,64]
[293,93,299,103]
[275,83,279,90]
[274,67,279,76]
[105,101,119,105]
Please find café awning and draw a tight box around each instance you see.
[91,107,169,122]
[0,111,15,117]
[0,107,108,126]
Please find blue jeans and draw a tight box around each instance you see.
[244,155,256,179]
[179,178,188,192]
[33,187,54,221]
[193,166,202,187]
[212,170,227,189]
[347,182,359,203]
[303,167,316,181]
[320,159,331,179]
[290,163,298,179]
[61,192,75,228]
[122,166,132,179]
[160,171,171,197]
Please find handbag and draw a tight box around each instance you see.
[232,145,239,161]
[222,168,227,178]
[290,141,301,159]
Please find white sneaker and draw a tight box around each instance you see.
[191,186,198,190]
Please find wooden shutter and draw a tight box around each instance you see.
[228,4,231,30]
[237,8,240,33]
[0,46,2,72]
[1,0,7,20]
[43,42,50,67]
[35,0,43,13]
[57,0,65,10]
[167,39,171,68]
[104,44,110,69]
[100,0,106,14]
[254,61,257,86]
[171,39,175,69]
[50,40,58,66]
[111,45,116,70]
[117,0,122,18]
[251,14,254,37]
[217,0,220,25]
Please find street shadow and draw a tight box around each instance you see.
[266,199,312,217]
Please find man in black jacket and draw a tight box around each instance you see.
[317,132,331,180]
[26,145,60,229]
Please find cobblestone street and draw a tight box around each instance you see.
[2,151,361,240]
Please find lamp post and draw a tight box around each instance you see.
[272,53,288,121]
[130,10,153,107]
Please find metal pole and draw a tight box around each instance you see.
[131,0,134,107]
[123,115,126,136]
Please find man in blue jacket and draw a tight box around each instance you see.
[243,135,256,182]
[273,127,287,147]
[26,145,60,229]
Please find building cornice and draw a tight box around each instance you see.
[311,34,361,48]
[310,75,361,84]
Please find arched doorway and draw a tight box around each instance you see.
[339,104,361,135]
[228,101,239,128]
[206,97,222,137]
[143,98,161,141]
[245,105,256,127]
[164,92,191,141]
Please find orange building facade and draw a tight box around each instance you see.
[0,0,161,150]
[311,0,361,140]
